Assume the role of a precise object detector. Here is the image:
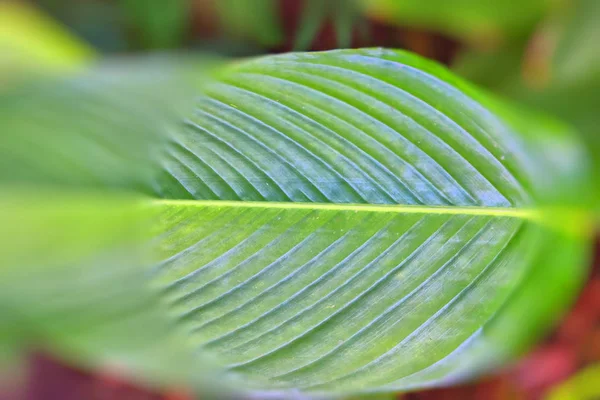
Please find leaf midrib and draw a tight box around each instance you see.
[151,199,537,219]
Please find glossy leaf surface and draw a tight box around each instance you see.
[145,49,591,394]
[150,201,587,394]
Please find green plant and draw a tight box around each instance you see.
[0,44,594,398]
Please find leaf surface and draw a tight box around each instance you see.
[150,201,578,394]
[144,49,592,394]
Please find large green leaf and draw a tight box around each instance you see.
[0,49,593,396]
[144,49,592,394]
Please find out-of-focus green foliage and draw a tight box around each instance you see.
[0,55,226,393]
[0,1,93,79]
[34,0,188,52]
[36,0,128,53]
[361,0,552,45]
[0,190,219,392]
[215,0,283,48]
[454,0,600,190]
[552,0,600,85]
[0,55,206,193]
[294,0,363,50]
[547,363,600,400]
[214,0,364,50]
[120,0,189,49]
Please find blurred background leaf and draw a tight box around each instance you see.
[0,1,94,81]
[35,0,128,53]
[0,53,228,394]
[547,363,600,400]
[0,190,221,393]
[215,0,283,48]
[293,0,363,50]
[0,55,209,194]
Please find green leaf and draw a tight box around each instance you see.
[145,49,592,394]
[0,49,593,396]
